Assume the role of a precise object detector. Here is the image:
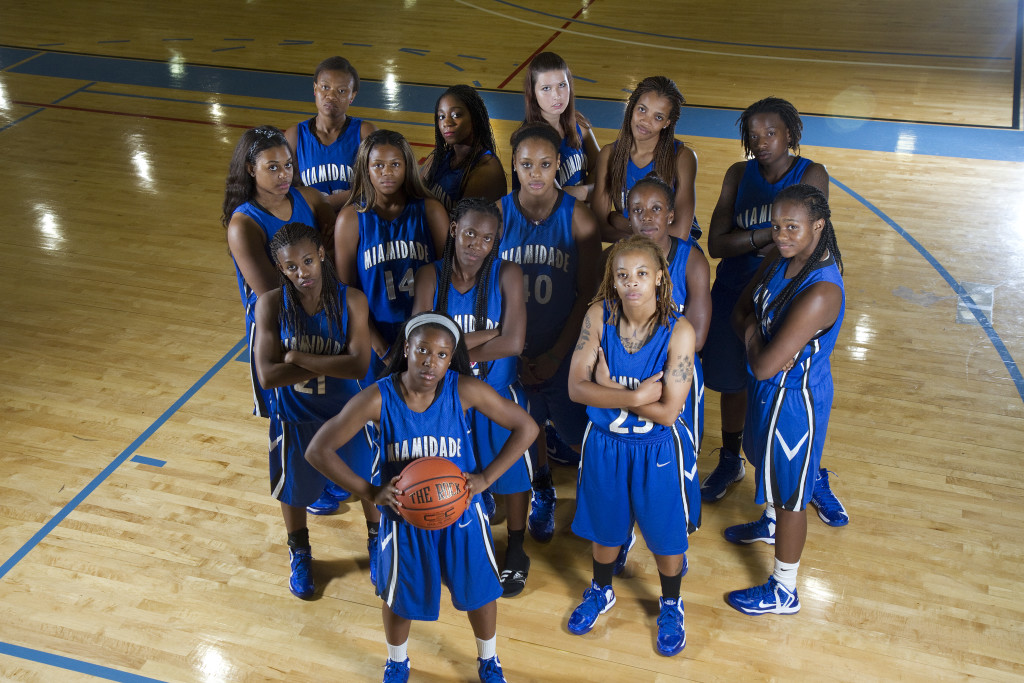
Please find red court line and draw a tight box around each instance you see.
[11,99,434,146]
[497,0,597,89]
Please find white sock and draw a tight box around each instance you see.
[765,505,777,521]
[386,640,408,663]
[476,635,497,660]
[772,557,799,592]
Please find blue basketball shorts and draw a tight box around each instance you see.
[269,418,329,507]
[375,497,502,620]
[571,424,695,555]
[744,374,834,511]
[469,382,533,495]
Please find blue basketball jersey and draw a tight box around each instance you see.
[499,190,578,356]
[665,236,705,450]
[355,198,436,346]
[717,156,814,288]
[431,258,518,389]
[750,252,845,389]
[427,149,495,213]
[376,371,475,483]
[294,116,363,196]
[273,283,361,423]
[231,188,317,324]
[586,304,677,440]
[619,140,700,237]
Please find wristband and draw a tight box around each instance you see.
[749,230,758,250]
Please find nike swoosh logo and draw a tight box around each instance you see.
[758,600,779,609]
[656,460,671,468]
[458,519,472,529]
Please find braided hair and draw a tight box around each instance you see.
[385,311,473,377]
[752,184,843,334]
[426,85,499,198]
[626,174,676,213]
[435,198,503,378]
[268,222,346,352]
[738,97,803,157]
[222,125,293,227]
[592,235,678,329]
[605,77,685,213]
[522,51,587,148]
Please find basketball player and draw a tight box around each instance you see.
[725,184,845,615]
[516,51,600,202]
[497,122,601,544]
[252,223,372,598]
[590,76,700,243]
[702,97,847,532]
[285,56,377,214]
[421,84,507,212]
[305,312,537,683]
[334,130,448,376]
[411,198,532,598]
[567,235,696,656]
[221,125,334,417]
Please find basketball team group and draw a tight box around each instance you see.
[221,52,848,682]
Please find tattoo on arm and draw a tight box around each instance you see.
[575,324,591,351]
[670,354,693,384]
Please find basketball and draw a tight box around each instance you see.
[394,457,471,530]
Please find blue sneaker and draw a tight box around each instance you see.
[306,483,350,515]
[727,576,800,615]
[368,535,379,587]
[723,510,776,545]
[545,424,580,466]
[382,658,410,683]
[655,597,686,656]
[700,448,745,502]
[477,655,506,682]
[288,547,314,599]
[567,581,616,635]
[612,529,636,576]
[528,486,556,543]
[481,490,496,519]
[811,468,849,527]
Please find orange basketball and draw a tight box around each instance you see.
[394,457,471,530]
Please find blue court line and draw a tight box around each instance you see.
[0,642,167,683]
[96,40,130,44]
[0,337,246,582]
[458,54,486,60]
[0,46,40,70]
[0,107,45,133]
[486,0,1010,61]
[832,177,1024,403]
[445,61,464,72]
[51,81,95,104]
[212,46,245,52]
[343,42,372,47]
[6,50,1022,160]
[36,43,64,47]
[130,455,166,467]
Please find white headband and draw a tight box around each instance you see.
[405,313,462,345]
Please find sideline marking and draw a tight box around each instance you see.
[832,177,1023,403]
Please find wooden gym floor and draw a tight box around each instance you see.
[1,1,1022,681]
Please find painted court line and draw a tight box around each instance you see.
[0,642,167,683]
[459,0,1010,73]
[0,337,246,582]
[832,177,1024,403]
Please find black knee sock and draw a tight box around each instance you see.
[366,520,379,543]
[506,529,527,567]
[722,430,743,456]
[533,464,552,490]
[593,559,615,588]
[287,527,310,550]
[659,570,682,601]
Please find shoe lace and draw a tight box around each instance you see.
[657,602,683,634]
[290,549,312,576]
[580,586,607,616]
[813,470,844,512]
[383,659,408,681]
[479,657,503,681]
[533,487,556,506]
